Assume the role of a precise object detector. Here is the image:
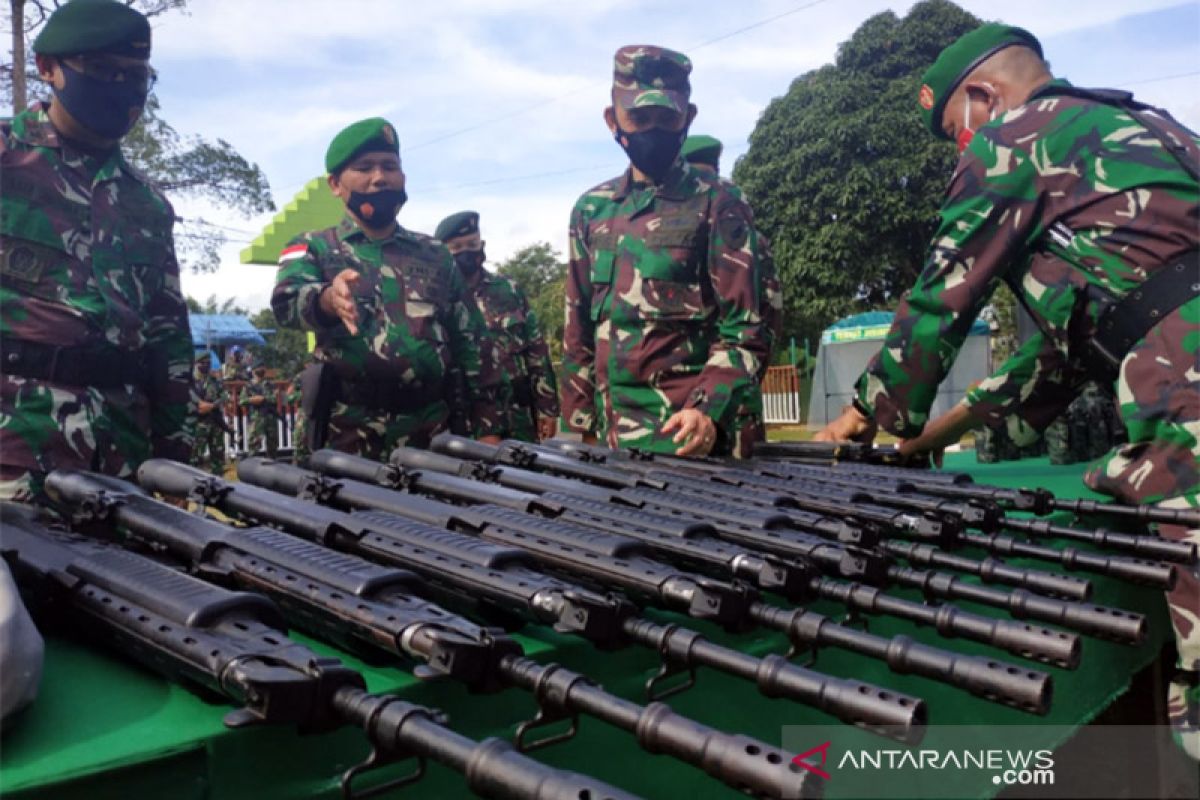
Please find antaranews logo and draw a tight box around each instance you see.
[791,741,1055,794]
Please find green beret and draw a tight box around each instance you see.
[681,135,722,169]
[918,23,1042,139]
[33,0,151,58]
[325,117,400,174]
[435,211,479,243]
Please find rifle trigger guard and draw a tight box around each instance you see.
[645,623,698,701]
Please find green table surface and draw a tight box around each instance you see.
[0,456,1172,799]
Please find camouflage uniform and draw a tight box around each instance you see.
[562,48,773,458]
[285,371,308,464]
[239,372,278,457]
[222,353,250,382]
[854,82,1200,709]
[463,270,558,441]
[190,359,228,474]
[0,103,192,501]
[272,217,502,461]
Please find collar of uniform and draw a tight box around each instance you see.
[337,214,428,248]
[612,157,694,202]
[12,101,130,181]
[1025,77,1075,104]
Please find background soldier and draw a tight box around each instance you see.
[436,211,560,441]
[680,134,723,175]
[190,351,229,474]
[222,345,250,382]
[284,368,308,464]
[561,46,773,458]
[1,0,191,503]
[272,118,503,459]
[816,23,1199,757]
[239,364,278,457]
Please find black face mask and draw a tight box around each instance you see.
[613,123,687,183]
[347,188,407,228]
[55,62,148,140]
[453,249,486,274]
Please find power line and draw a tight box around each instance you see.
[1123,69,1200,87]
[420,162,618,194]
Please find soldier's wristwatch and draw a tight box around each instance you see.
[851,397,873,421]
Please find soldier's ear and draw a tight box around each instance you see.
[603,106,618,135]
[34,54,60,84]
[686,103,698,126]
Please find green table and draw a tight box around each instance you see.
[0,456,1172,799]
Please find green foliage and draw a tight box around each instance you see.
[250,307,309,378]
[186,294,248,316]
[733,0,982,344]
[495,242,568,361]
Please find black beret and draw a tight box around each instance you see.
[33,0,151,58]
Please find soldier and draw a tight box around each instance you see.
[222,345,250,382]
[239,364,278,457]
[190,351,229,474]
[435,211,560,442]
[680,134,723,176]
[562,46,773,458]
[272,118,503,459]
[284,368,309,464]
[0,0,191,503]
[816,23,1199,756]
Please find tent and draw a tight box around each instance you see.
[806,311,991,427]
[190,314,267,350]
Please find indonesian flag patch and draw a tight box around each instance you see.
[279,244,308,264]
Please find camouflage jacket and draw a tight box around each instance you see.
[563,159,773,450]
[464,269,559,420]
[193,370,226,405]
[858,81,1200,438]
[0,103,192,474]
[271,215,502,436]
[239,377,277,416]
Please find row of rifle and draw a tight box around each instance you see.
[3,435,1194,799]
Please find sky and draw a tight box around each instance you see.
[138,0,1200,312]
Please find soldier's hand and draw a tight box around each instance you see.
[197,401,214,415]
[536,416,559,442]
[478,435,503,445]
[320,269,362,335]
[815,405,876,444]
[663,409,717,457]
[897,403,977,468]
[581,432,598,446]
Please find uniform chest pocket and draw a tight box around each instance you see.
[123,233,172,302]
[588,250,615,323]
[633,227,706,322]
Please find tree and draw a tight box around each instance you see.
[495,242,568,362]
[733,0,982,345]
[3,1,274,272]
[186,294,249,316]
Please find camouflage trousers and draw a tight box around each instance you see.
[244,413,279,458]
[324,399,449,463]
[600,382,766,458]
[508,402,538,442]
[1082,301,1199,758]
[191,422,226,475]
[291,408,310,465]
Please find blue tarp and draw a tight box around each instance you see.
[189,314,266,349]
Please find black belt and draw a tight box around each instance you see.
[1,338,147,389]
[1088,250,1200,375]
[339,377,444,414]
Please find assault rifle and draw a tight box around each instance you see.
[315,448,1095,665]
[218,459,1054,716]
[751,441,1200,529]
[0,503,640,800]
[41,473,815,799]
[382,446,1145,645]
[139,458,929,743]
[442,436,1175,591]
